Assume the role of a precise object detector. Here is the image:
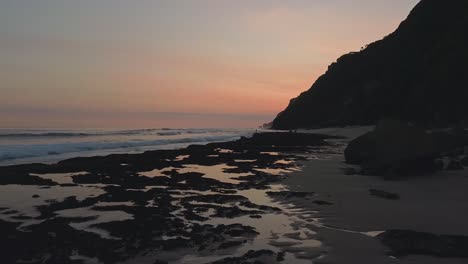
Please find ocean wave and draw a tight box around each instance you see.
[0,132,90,138]
[0,128,243,138]
[0,133,250,162]
[156,131,182,136]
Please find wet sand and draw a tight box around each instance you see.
[284,127,468,264]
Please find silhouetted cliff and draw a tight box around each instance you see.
[272,0,468,129]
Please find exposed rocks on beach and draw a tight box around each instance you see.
[3,129,468,263]
[0,132,332,264]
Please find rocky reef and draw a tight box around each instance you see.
[0,132,332,264]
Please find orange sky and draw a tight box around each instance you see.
[0,0,419,128]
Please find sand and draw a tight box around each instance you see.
[283,127,468,263]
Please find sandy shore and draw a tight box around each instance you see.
[284,127,468,263]
[1,129,468,263]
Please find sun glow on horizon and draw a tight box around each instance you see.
[0,0,419,128]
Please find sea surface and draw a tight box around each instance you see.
[0,128,255,166]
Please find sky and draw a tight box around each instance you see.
[0,0,419,129]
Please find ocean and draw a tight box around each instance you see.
[0,128,255,166]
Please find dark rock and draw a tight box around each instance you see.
[212,206,263,219]
[183,210,209,222]
[59,183,79,187]
[0,172,57,186]
[32,194,40,198]
[2,217,125,264]
[181,194,248,204]
[313,200,333,205]
[346,120,434,165]
[462,156,468,166]
[212,249,282,264]
[272,0,468,129]
[266,191,315,199]
[342,167,358,175]
[434,159,445,170]
[369,189,400,200]
[11,215,34,220]
[222,224,259,237]
[446,159,464,171]
[276,251,286,262]
[378,230,468,258]
[345,120,468,176]
[218,240,244,250]
[2,210,19,215]
[161,237,191,251]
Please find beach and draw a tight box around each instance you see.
[0,132,331,263]
[3,0,467,263]
[285,127,468,263]
[1,128,467,263]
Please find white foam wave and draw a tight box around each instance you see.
[0,131,251,164]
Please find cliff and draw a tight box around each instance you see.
[272,0,468,129]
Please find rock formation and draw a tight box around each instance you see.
[272,0,468,129]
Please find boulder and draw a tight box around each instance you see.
[345,120,468,176]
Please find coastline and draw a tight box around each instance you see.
[2,129,468,263]
[0,132,333,263]
[0,128,254,166]
[3,1,468,263]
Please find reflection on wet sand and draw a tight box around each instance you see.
[0,132,338,263]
